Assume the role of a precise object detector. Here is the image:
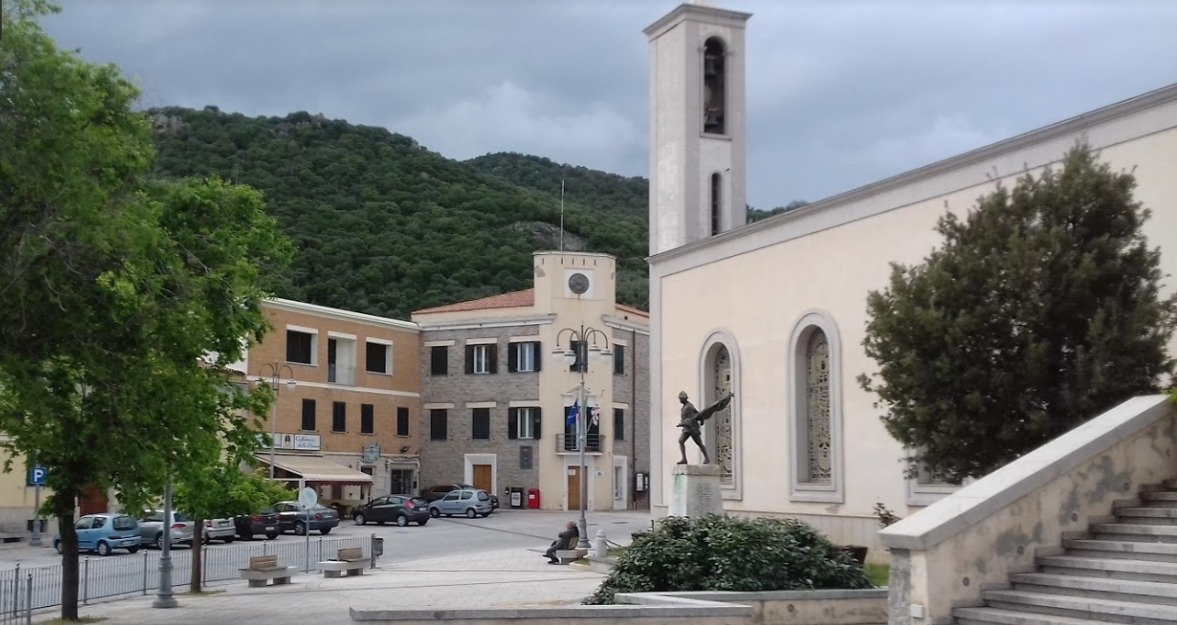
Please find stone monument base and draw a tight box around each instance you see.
[668,463,724,518]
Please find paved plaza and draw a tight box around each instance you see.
[1,510,652,625]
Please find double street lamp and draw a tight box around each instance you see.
[552,324,611,551]
[256,362,296,478]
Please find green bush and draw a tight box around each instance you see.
[584,515,872,605]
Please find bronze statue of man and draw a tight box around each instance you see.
[675,390,734,465]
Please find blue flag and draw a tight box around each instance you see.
[566,401,579,426]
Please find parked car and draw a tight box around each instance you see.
[200,517,236,544]
[234,508,280,540]
[273,500,340,535]
[53,514,141,556]
[138,509,195,549]
[353,495,430,527]
[422,483,499,509]
[427,488,494,519]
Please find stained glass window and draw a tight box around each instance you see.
[806,330,831,483]
[713,346,734,487]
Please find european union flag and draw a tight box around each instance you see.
[565,401,579,426]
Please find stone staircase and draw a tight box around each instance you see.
[954,479,1177,624]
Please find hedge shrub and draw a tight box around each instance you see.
[584,514,873,605]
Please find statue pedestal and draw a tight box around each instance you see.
[668,464,724,518]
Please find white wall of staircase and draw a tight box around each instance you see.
[880,395,1177,625]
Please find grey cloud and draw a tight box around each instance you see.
[41,0,1177,210]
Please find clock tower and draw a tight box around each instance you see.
[645,2,751,256]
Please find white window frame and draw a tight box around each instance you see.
[364,338,393,375]
[514,342,537,373]
[285,325,319,366]
[472,345,491,374]
[787,310,844,504]
[698,330,743,500]
[514,407,536,440]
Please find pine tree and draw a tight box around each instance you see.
[860,143,1177,483]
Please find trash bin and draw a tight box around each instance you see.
[372,536,384,557]
[509,487,524,509]
[526,488,540,509]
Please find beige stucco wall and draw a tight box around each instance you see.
[651,102,1177,552]
[0,450,46,530]
[535,252,626,512]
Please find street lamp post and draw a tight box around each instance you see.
[153,476,176,609]
[552,324,611,551]
[257,363,296,478]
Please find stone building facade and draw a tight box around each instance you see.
[413,251,651,511]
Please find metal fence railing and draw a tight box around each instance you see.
[0,535,374,620]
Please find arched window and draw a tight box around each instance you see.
[700,332,741,497]
[788,312,843,503]
[710,173,722,236]
[703,37,726,135]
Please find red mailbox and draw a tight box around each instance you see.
[526,488,540,509]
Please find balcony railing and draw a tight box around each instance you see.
[556,433,604,454]
[327,364,355,386]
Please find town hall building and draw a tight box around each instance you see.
[645,1,1177,557]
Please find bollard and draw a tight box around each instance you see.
[12,563,20,619]
[592,529,608,558]
[24,573,31,625]
[82,558,89,605]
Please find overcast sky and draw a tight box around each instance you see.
[41,0,1177,210]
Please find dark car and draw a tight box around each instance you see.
[422,484,499,509]
[234,508,280,540]
[353,495,430,527]
[273,501,340,535]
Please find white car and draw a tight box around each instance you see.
[201,517,237,543]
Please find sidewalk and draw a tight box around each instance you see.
[32,546,610,625]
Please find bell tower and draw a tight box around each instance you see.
[645,1,751,256]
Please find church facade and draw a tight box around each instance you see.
[645,2,1177,555]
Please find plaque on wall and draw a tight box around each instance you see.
[520,446,533,470]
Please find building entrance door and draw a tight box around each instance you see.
[390,469,413,495]
[472,464,493,492]
[567,466,581,510]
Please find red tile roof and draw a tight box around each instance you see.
[615,303,649,318]
[414,289,535,315]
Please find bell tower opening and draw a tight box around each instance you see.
[703,37,726,135]
[710,173,722,236]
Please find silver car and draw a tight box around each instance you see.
[201,517,236,544]
[427,489,493,519]
[138,509,195,549]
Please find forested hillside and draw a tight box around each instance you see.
[148,107,651,317]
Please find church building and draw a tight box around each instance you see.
[645,2,1177,556]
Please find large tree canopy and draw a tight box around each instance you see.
[860,143,1177,483]
[0,2,292,619]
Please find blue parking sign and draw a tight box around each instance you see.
[27,466,46,487]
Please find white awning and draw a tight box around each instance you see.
[257,454,374,484]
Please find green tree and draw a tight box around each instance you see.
[174,451,294,593]
[860,143,1177,483]
[0,3,292,618]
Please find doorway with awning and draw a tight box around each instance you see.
[255,453,375,504]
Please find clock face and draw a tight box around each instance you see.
[568,272,590,295]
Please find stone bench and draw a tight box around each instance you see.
[239,555,297,588]
[554,548,588,565]
[318,546,370,578]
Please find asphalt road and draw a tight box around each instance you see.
[0,508,655,610]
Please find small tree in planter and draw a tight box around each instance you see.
[584,515,872,605]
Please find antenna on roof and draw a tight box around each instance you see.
[559,179,565,251]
